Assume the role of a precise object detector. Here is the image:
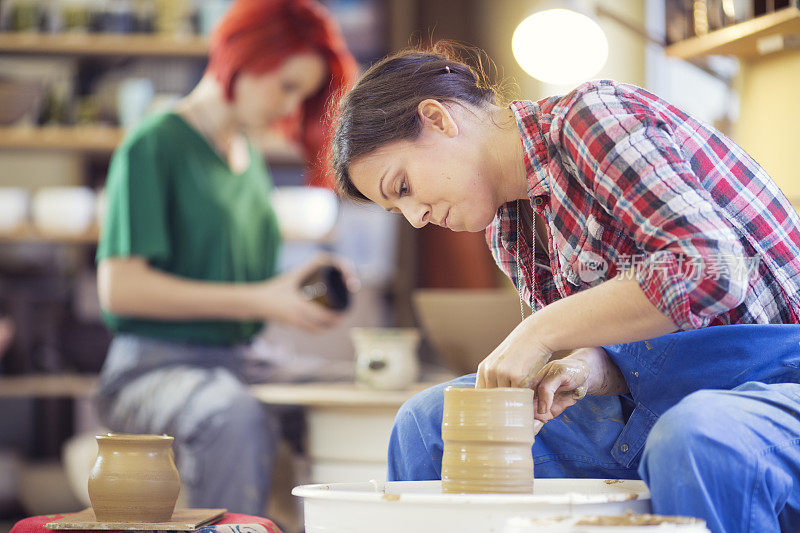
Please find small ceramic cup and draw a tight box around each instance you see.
[351,327,420,390]
[88,433,180,523]
[441,386,535,494]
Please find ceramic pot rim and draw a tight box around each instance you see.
[292,479,651,505]
[444,386,533,394]
[96,433,174,442]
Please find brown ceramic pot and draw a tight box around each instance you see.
[88,433,181,522]
[441,386,535,494]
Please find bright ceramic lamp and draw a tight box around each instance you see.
[512,8,608,86]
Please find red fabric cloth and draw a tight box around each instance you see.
[10,512,282,533]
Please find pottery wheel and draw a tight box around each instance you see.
[293,479,652,533]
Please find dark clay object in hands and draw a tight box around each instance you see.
[300,265,350,311]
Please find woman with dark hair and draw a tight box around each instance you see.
[94,0,357,515]
[331,44,800,532]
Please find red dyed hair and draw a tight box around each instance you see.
[207,0,358,187]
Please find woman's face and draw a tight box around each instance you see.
[233,52,327,130]
[348,100,503,233]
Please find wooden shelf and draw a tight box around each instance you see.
[0,32,208,57]
[0,222,332,245]
[666,6,800,59]
[0,125,123,152]
[251,382,442,409]
[0,126,305,165]
[0,223,100,244]
[0,374,98,398]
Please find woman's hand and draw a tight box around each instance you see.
[530,346,628,429]
[251,255,357,332]
[476,317,554,388]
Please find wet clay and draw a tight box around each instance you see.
[575,513,702,526]
[441,386,534,494]
[88,434,181,523]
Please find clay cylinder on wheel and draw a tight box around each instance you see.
[441,386,535,494]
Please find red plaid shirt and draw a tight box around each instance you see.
[487,80,800,330]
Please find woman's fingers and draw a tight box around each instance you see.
[477,355,530,389]
[571,385,588,401]
[493,360,512,387]
[532,360,589,418]
[298,299,342,328]
[283,298,343,332]
[535,365,564,415]
[476,358,499,388]
[475,362,488,389]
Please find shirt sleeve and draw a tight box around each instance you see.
[96,133,171,264]
[559,86,748,330]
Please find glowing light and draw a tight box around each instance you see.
[512,9,608,85]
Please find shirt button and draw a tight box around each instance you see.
[620,444,629,453]
[533,197,544,206]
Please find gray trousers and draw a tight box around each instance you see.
[94,335,278,516]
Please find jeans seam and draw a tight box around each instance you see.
[535,453,629,470]
[412,409,441,477]
[748,437,800,531]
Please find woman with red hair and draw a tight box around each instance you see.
[94,0,357,515]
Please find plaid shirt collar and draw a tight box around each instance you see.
[510,100,552,198]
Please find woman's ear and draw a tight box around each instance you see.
[417,99,459,138]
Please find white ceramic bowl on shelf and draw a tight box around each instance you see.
[32,187,96,235]
[351,327,421,391]
[0,188,30,232]
[271,186,338,241]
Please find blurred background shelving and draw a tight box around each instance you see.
[3,0,800,530]
[0,31,208,56]
[0,5,407,529]
[0,223,99,244]
[0,125,123,152]
[0,0,413,393]
[665,4,800,58]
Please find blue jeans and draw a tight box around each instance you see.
[388,375,800,533]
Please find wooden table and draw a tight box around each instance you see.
[251,382,442,483]
[0,374,98,398]
[0,375,448,484]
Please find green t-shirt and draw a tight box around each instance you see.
[97,111,282,346]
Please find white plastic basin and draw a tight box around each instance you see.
[292,479,652,533]
[505,515,710,532]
